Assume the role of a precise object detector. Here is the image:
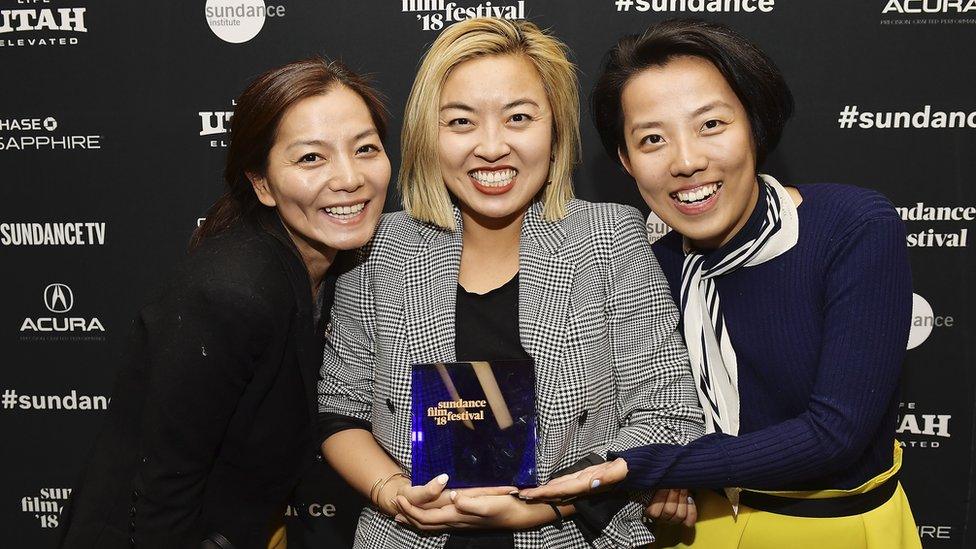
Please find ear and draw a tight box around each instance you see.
[247,171,277,208]
[617,146,635,178]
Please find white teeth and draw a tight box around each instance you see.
[673,183,720,204]
[470,168,517,187]
[324,202,366,218]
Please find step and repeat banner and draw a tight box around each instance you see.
[1,1,973,547]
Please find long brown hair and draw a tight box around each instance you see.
[190,56,389,251]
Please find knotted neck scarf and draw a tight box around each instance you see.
[680,174,799,436]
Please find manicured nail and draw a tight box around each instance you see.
[394,514,406,523]
[591,479,601,489]
[437,473,449,485]
[449,490,457,501]
[518,493,533,501]
[688,496,695,504]
[508,489,519,496]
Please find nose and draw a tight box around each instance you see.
[473,121,511,163]
[328,152,365,193]
[668,134,708,178]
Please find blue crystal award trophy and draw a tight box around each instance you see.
[410,359,537,488]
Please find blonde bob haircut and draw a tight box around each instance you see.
[399,17,581,230]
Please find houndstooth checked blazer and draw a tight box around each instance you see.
[318,199,704,549]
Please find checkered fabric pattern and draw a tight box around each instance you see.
[318,200,704,548]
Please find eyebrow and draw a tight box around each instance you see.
[439,98,540,112]
[284,129,378,150]
[628,100,734,135]
[692,100,733,117]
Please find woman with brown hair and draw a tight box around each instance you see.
[59,57,391,549]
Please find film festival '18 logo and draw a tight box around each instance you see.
[881,0,976,25]
[907,293,953,350]
[21,487,71,529]
[200,100,235,148]
[897,401,950,449]
[19,283,105,341]
[402,0,526,31]
[205,0,286,44]
[0,4,86,48]
[895,202,972,248]
[0,115,101,152]
[612,0,774,13]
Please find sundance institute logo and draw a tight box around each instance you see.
[205,0,285,44]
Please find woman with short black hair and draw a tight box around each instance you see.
[520,19,922,549]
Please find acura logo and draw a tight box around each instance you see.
[43,283,74,313]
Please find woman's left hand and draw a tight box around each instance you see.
[517,457,629,502]
[393,491,561,531]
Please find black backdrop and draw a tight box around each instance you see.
[2,1,974,547]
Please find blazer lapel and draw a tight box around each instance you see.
[518,203,574,447]
[402,212,462,366]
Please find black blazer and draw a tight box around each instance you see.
[60,212,327,549]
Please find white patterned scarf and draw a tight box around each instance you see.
[680,174,799,436]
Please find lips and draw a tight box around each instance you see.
[469,167,517,195]
[322,200,368,222]
[669,182,722,215]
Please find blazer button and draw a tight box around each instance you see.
[578,410,588,426]
[129,536,135,547]
[129,506,136,517]
[386,398,396,414]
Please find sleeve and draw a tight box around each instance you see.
[317,261,377,442]
[613,215,913,491]
[605,207,706,453]
[586,208,705,549]
[133,279,278,548]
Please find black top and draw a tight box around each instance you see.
[60,210,333,549]
[449,274,526,549]
[455,274,531,362]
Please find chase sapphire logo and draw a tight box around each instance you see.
[43,283,73,313]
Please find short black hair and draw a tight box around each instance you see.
[591,19,793,166]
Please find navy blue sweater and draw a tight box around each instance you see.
[617,183,912,491]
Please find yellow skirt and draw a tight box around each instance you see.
[651,443,921,549]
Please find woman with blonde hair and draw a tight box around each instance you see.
[318,17,703,548]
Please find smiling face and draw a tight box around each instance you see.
[249,85,390,258]
[438,54,553,228]
[618,55,759,250]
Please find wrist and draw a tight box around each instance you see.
[377,476,410,516]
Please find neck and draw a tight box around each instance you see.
[280,222,336,293]
[459,205,526,255]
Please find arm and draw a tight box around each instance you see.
[133,278,278,548]
[617,215,912,490]
[606,208,705,453]
[316,264,516,518]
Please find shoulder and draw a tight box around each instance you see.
[168,223,293,313]
[797,182,901,232]
[358,210,427,266]
[558,199,646,242]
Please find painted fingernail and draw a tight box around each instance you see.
[437,473,449,485]
[394,515,406,523]
[591,479,601,489]
[449,490,457,501]
[508,490,519,496]
[688,496,695,504]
